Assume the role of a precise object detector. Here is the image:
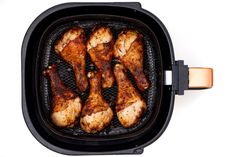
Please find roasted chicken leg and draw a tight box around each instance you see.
[43,64,82,128]
[80,71,113,133]
[55,27,88,92]
[114,30,149,91]
[87,26,115,88]
[114,64,147,128]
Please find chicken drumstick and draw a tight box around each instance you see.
[43,64,82,128]
[55,27,88,92]
[114,64,147,128]
[87,26,115,88]
[80,71,113,133]
[114,30,149,91]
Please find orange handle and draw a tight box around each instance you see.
[188,67,213,89]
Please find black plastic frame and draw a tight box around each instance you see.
[22,2,176,155]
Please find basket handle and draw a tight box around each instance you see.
[188,67,213,89]
[170,60,213,95]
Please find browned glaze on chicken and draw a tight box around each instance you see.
[43,64,82,128]
[114,64,147,128]
[54,27,88,92]
[80,71,113,133]
[114,30,149,91]
[87,26,115,88]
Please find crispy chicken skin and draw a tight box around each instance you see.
[54,27,88,92]
[114,30,149,91]
[80,71,113,133]
[114,64,147,128]
[43,64,82,128]
[87,26,115,88]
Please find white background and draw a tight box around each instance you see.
[0,0,236,156]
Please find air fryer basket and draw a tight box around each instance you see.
[22,2,213,155]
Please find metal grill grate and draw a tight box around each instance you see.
[38,15,162,137]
